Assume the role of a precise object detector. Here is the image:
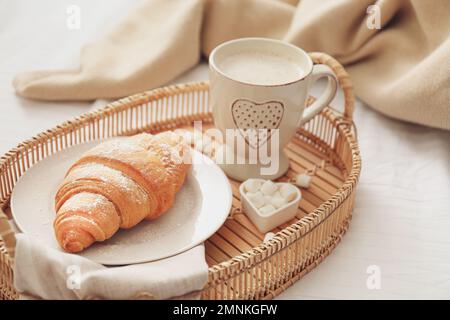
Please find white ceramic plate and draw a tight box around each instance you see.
[11,140,232,265]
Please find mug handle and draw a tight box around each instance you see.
[299,64,338,126]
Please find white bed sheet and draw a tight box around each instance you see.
[1,0,449,299]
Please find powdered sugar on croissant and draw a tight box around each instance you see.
[54,132,191,253]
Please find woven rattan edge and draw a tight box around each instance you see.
[0,82,210,207]
[0,96,358,300]
[202,114,360,289]
[0,52,359,300]
[262,216,351,299]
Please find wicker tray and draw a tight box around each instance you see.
[0,53,360,300]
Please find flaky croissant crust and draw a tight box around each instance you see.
[54,132,191,253]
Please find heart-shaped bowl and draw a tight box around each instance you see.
[239,179,301,233]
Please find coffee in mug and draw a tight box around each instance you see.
[209,38,338,181]
[219,51,306,86]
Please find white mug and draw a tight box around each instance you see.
[209,37,338,181]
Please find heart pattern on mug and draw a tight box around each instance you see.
[231,99,284,149]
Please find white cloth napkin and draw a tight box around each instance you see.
[13,231,208,300]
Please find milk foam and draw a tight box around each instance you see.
[219,51,304,85]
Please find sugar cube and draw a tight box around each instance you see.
[246,191,265,209]
[263,232,275,242]
[243,179,263,193]
[270,196,287,209]
[279,184,298,202]
[295,173,312,188]
[260,180,277,196]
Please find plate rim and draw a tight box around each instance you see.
[11,139,232,265]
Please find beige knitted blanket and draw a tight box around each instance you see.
[13,0,450,130]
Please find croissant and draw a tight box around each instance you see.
[54,132,191,253]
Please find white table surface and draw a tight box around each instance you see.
[1,0,449,300]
